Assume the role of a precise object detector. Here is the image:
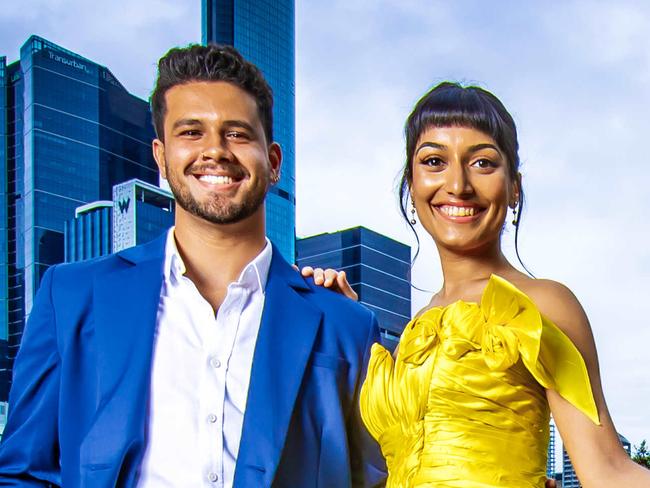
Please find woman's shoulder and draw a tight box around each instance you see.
[506,275,592,345]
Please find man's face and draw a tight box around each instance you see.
[153,81,281,226]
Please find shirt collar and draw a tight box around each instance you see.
[163,227,273,293]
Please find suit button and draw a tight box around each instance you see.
[208,472,218,482]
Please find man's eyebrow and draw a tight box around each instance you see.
[223,120,256,133]
[416,142,447,153]
[172,118,202,131]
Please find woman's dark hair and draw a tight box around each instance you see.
[150,43,273,143]
[399,81,529,273]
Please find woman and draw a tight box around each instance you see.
[304,82,650,487]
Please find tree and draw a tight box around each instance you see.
[632,440,650,469]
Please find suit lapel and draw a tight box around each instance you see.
[234,248,323,487]
[80,234,166,475]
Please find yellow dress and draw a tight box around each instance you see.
[360,275,600,487]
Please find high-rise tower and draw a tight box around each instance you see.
[0,36,159,401]
[202,0,296,261]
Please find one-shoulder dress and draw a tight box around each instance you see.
[360,275,600,487]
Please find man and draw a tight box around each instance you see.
[0,44,385,487]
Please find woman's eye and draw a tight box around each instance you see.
[472,158,495,169]
[422,157,444,167]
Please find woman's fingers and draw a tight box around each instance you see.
[336,271,358,301]
[298,267,358,300]
[323,268,338,287]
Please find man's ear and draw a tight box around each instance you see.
[268,142,282,182]
[152,139,167,180]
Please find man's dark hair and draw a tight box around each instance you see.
[151,43,273,143]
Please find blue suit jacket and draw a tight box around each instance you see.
[0,233,386,487]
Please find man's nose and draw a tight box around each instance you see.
[200,133,232,162]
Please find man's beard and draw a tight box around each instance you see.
[165,159,268,225]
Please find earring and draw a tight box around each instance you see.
[410,199,417,225]
[511,205,519,226]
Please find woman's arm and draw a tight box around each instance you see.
[528,280,650,487]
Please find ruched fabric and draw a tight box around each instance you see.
[360,275,599,487]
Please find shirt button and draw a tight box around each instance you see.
[208,472,218,482]
[210,357,221,368]
[207,413,218,423]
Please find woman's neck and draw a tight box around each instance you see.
[433,243,517,305]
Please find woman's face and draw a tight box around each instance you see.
[410,125,518,254]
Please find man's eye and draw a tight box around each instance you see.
[226,131,247,139]
[180,130,201,137]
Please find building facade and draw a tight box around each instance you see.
[562,444,580,488]
[0,36,159,401]
[547,421,556,478]
[0,56,9,408]
[202,0,296,262]
[296,227,411,351]
[64,179,174,263]
[64,201,112,263]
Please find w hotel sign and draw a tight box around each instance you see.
[112,181,136,252]
[112,179,174,253]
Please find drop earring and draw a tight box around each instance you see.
[511,205,519,226]
[410,199,417,225]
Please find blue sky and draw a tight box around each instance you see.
[2,0,649,461]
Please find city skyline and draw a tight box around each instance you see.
[1,0,649,460]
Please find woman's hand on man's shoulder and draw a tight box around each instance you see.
[293,265,359,301]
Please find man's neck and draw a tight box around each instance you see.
[173,210,268,312]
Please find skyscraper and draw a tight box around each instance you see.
[202,0,296,262]
[0,57,9,402]
[547,421,556,478]
[562,444,580,488]
[0,36,159,400]
[296,227,411,351]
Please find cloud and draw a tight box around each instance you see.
[0,0,200,99]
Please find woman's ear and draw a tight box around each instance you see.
[510,172,522,208]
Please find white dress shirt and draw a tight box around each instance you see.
[137,229,272,487]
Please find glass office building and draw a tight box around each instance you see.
[65,179,174,263]
[547,421,556,478]
[296,227,411,351]
[0,57,9,401]
[202,0,296,262]
[64,201,112,263]
[0,37,158,399]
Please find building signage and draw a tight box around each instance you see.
[113,182,135,252]
[48,50,91,75]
